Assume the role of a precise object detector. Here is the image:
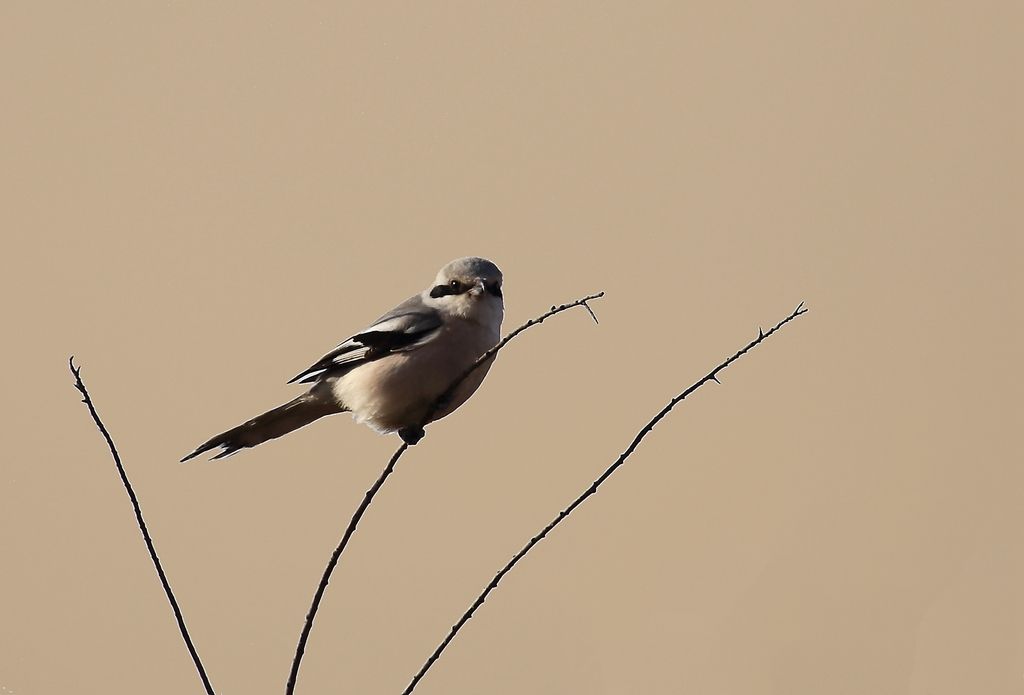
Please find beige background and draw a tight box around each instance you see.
[1,2,1020,694]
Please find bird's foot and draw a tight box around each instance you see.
[399,425,425,446]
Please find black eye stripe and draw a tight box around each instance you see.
[429,279,502,299]
[430,281,465,298]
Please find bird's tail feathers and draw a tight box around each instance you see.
[181,391,343,462]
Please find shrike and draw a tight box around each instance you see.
[181,257,504,461]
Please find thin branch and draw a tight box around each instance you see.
[401,302,809,694]
[285,291,605,695]
[69,357,217,695]
[285,442,407,695]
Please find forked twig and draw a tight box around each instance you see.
[69,357,217,695]
[285,291,605,694]
[401,302,808,694]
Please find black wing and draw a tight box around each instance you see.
[288,294,442,384]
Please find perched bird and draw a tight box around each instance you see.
[181,257,504,461]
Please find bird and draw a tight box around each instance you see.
[181,257,504,461]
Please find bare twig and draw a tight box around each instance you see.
[69,357,217,695]
[285,442,408,695]
[285,291,605,695]
[401,302,808,694]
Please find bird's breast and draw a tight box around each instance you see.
[328,320,499,433]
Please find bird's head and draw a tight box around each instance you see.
[427,256,504,324]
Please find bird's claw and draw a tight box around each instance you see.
[399,426,425,446]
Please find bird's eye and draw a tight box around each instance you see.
[449,279,460,289]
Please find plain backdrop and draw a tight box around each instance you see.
[1,2,1020,694]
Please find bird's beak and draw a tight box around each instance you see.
[469,279,486,297]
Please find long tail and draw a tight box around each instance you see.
[181,391,343,462]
